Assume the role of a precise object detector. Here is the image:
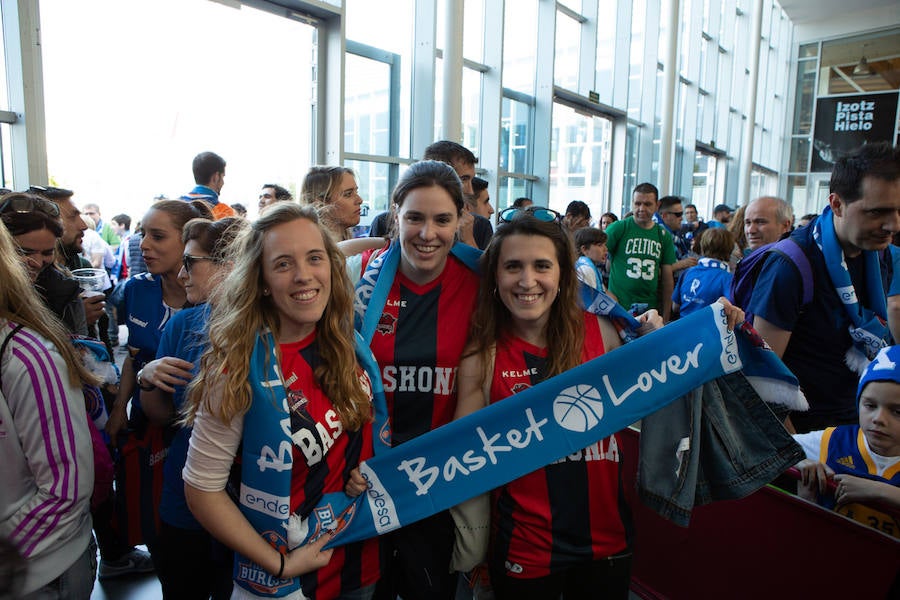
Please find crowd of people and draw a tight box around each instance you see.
[0,141,897,600]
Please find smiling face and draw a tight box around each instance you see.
[14,228,58,281]
[329,172,363,229]
[832,176,900,257]
[858,381,900,457]
[496,233,560,342]
[262,217,331,343]
[140,208,186,276]
[745,197,791,250]
[396,184,459,285]
[178,239,226,305]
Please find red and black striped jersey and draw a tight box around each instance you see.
[489,312,631,579]
[280,331,379,598]
[368,256,480,446]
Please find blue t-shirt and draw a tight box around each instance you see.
[156,305,210,529]
[746,223,889,431]
[672,258,731,316]
[113,272,181,412]
[888,245,900,297]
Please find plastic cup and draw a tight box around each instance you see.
[71,268,110,293]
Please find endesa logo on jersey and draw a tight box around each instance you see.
[241,484,290,519]
[360,462,400,534]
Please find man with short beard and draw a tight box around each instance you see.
[605,182,677,321]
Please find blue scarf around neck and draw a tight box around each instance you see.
[233,328,388,598]
[812,205,888,373]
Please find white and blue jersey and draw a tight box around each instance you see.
[672,258,731,316]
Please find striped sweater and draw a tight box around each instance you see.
[0,321,93,594]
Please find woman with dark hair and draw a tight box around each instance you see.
[136,217,246,599]
[0,192,87,335]
[105,199,213,570]
[0,222,98,598]
[355,159,481,600]
[599,212,618,231]
[455,213,654,600]
[183,203,378,599]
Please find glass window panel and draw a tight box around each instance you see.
[40,0,314,220]
[595,0,616,105]
[346,0,414,56]
[461,67,483,159]
[627,0,647,120]
[554,10,581,89]
[498,176,532,212]
[549,102,612,220]
[345,53,392,156]
[0,123,12,189]
[788,137,809,173]
[692,151,717,219]
[503,0,537,95]
[463,0,485,63]
[344,159,392,233]
[501,97,532,174]
[799,43,818,59]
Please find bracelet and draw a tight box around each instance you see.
[276,552,285,579]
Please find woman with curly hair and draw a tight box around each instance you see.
[183,203,379,599]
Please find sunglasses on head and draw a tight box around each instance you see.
[0,195,61,217]
[498,206,562,224]
[182,254,220,274]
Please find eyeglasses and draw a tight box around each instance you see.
[182,254,220,273]
[498,206,563,224]
[665,211,684,218]
[0,195,61,217]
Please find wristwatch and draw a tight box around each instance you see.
[136,368,155,392]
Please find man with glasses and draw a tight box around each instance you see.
[658,195,699,277]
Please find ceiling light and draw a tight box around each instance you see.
[853,56,873,76]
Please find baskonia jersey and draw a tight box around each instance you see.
[818,425,900,539]
[368,256,480,446]
[489,312,631,578]
[280,331,379,598]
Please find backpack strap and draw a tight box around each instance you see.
[771,237,814,306]
[0,323,26,390]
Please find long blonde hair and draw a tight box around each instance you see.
[184,203,370,430]
[300,166,355,240]
[0,223,97,387]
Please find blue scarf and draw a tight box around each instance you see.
[576,255,605,292]
[305,302,763,549]
[233,329,388,598]
[354,240,482,344]
[812,206,888,373]
[299,241,803,548]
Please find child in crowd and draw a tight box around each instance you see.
[671,228,733,318]
[793,345,900,537]
[574,227,608,292]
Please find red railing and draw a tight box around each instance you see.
[621,428,900,600]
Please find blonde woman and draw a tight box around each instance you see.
[0,223,98,598]
[183,203,379,599]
